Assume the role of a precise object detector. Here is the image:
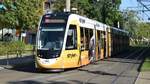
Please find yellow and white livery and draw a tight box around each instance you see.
[35,13,129,71]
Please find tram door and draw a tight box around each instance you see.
[108,28,111,57]
[105,28,109,58]
[80,28,96,64]
[65,24,79,68]
[79,28,91,65]
[103,31,107,58]
[101,31,105,59]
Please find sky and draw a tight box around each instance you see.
[120,0,150,22]
[120,0,138,10]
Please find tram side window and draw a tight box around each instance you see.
[80,27,85,50]
[65,25,77,50]
[85,28,90,50]
[97,30,101,46]
[101,31,105,49]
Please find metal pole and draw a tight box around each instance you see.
[2,28,3,41]
[66,0,70,12]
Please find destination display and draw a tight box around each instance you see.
[44,19,65,23]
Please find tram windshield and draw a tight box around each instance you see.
[36,14,68,58]
[39,24,65,50]
[38,14,67,50]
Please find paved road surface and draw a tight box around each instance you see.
[0,47,149,84]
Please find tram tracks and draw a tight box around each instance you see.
[110,48,148,84]
[103,48,144,65]
[83,47,147,84]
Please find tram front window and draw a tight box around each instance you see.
[37,26,65,59]
[39,27,65,50]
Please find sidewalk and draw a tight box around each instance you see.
[135,72,150,84]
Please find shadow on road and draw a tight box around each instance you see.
[105,47,150,72]
[0,55,38,73]
[0,56,33,66]
[8,80,43,84]
[8,80,97,84]
[78,68,117,76]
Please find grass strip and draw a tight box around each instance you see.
[141,56,150,71]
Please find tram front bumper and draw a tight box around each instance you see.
[35,57,63,69]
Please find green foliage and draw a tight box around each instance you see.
[137,22,150,38]
[0,42,8,55]
[16,0,44,29]
[0,41,33,56]
[0,0,17,28]
[11,41,25,51]
[123,10,150,46]
[0,11,17,28]
[53,0,65,12]
[123,10,138,35]
[25,44,33,50]
[141,55,150,71]
[0,0,44,30]
[0,0,122,29]
[124,10,150,39]
[53,0,122,26]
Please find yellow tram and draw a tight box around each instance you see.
[35,13,129,70]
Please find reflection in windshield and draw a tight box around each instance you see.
[39,27,65,50]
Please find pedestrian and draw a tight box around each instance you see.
[89,35,95,62]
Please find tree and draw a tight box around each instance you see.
[97,0,122,26]
[123,10,138,35]
[123,10,150,46]
[0,0,44,41]
[15,0,44,30]
[136,22,150,45]
[53,0,122,27]
[0,0,44,30]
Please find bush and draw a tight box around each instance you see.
[0,41,32,56]
[0,42,7,55]
[11,41,25,51]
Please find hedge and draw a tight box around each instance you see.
[0,41,33,56]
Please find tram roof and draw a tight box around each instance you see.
[44,12,129,35]
[44,12,70,19]
[69,14,108,31]
[112,27,129,35]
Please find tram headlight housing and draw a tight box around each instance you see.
[51,54,59,58]
[38,54,43,58]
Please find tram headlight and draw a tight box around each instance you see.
[52,54,59,58]
[38,54,43,58]
[55,54,59,57]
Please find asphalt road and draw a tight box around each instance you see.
[0,47,149,84]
